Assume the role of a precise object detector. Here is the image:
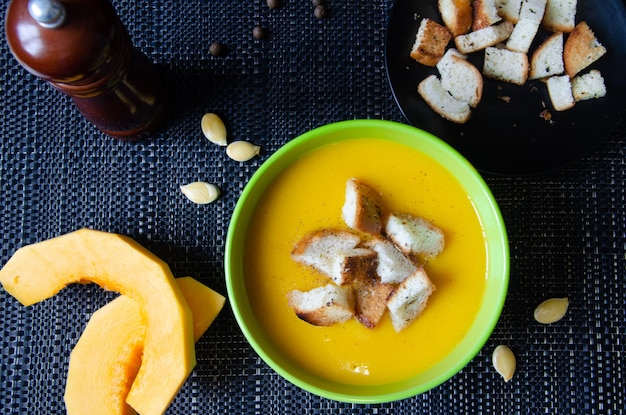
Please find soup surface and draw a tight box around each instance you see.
[244,138,486,386]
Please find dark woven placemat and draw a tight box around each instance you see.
[1,1,624,414]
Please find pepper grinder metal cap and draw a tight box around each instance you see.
[28,0,66,28]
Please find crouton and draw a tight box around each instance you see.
[387,268,436,332]
[546,74,575,111]
[496,0,522,23]
[330,248,378,286]
[291,230,360,263]
[291,229,368,285]
[529,32,564,80]
[564,21,607,78]
[342,178,384,235]
[385,213,445,258]
[518,0,548,22]
[352,277,395,329]
[438,0,473,36]
[287,284,355,326]
[417,75,472,124]
[454,20,514,54]
[571,69,606,102]
[506,19,541,53]
[437,49,484,107]
[410,18,453,66]
[472,0,502,31]
[483,46,529,85]
[542,0,577,32]
[364,237,418,284]
[506,0,547,53]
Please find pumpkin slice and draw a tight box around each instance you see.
[65,277,225,415]
[66,295,144,415]
[0,228,195,415]
[175,276,226,341]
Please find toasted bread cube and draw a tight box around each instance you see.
[564,21,607,78]
[529,32,564,80]
[385,213,445,258]
[506,0,547,53]
[387,268,435,332]
[496,0,523,23]
[542,0,577,32]
[410,18,452,66]
[438,0,473,36]
[546,75,575,111]
[342,178,384,235]
[329,248,377,286]
[483,46,529,85]
[364,237,417,284]
[287,285,354,326]
[472,0,503,31]
[418,75,472,124]
[571,70,606,102]
[292,229,360,282]
[437,49,484,108]
[518,0,547,22]
[454,20,514,54]
[506,19,539,53]
[353,277,395,329]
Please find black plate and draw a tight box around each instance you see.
[385,0,626,175]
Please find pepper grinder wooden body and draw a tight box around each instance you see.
[5,0,166,141]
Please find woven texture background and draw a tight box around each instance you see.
[1,0,624,414]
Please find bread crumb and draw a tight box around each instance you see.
[539,109,554,124]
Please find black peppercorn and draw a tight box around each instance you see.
[266,0,280,9]
[314,4,327,18]
[253,25,267,39]
[209,42,226,56]
[311,0,323,6]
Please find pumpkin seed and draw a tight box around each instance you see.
[492,345,516,382]
[180,182,220,204]
[226,141,260,162]
[201,113,227,146]
[534,297,569,324]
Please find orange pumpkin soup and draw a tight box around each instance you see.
[244,138,486,386]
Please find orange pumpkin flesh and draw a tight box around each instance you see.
[66,294,144,415]
[64,277,225,415]
[175,276,226,342]
[0,229,195,415]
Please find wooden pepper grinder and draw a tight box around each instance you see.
[5,0,166,141]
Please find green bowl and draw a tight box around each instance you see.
[225,119,509,403]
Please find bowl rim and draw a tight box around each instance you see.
[225,119,509,403]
